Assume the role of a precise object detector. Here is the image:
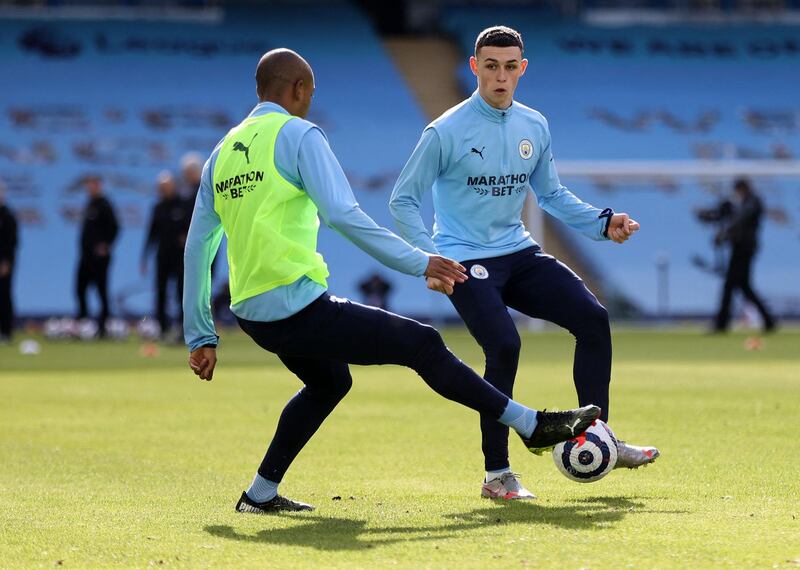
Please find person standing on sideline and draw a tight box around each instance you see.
[141,171,191,339]
[0,185,18,343]
[184,48,600,514]
[179,152,203,201]
[712,178,776,332]
[390,26,658,501]
[358,273,392,310]
[76,175,119,337]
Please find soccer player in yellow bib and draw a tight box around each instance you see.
[183,48,600,513]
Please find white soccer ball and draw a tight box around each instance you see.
[136,317,161,340]
[106,318,130,340]
[77,318,98,340]
[19,339,41,355]
[552,420,618,483]
[43,318,62,339]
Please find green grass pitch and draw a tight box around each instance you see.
[2,328,799,569]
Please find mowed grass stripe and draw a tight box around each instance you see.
[1,330,798,568]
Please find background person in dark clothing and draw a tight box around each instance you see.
[0,186,18,342]
[179,152,203,201]
[76,175,119,336]
[704,178,776,332]
[358,273,393,310]
[141,171,191,338]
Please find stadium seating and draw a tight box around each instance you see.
[3,4,799,320]
[443,8,800,317]
[0,4,440,318]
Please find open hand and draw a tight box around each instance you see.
[424,256,467,295]
[608,213,640,244]
[189,346,217,381]
[426,276,453,295]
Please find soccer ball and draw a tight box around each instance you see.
[136,317,161,340]
[77,318,99,341]
[552,420,618,483]
[106,318,131,340]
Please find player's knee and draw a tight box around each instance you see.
[410,323,447,368]
[485,332,521,363]
[417,323,445,351]
[329,373,353,401]
[579,301,610,339]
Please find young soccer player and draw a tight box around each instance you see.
[183,48,600,513]
[390,26,659,500]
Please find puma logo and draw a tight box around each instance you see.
[471,146,485,159]
[233,133,258,164]
[567,418,582,436]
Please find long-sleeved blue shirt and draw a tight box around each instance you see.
[390,90,609,263]
[183,102,429,351]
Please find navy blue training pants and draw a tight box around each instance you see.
[448,246,611,472]
[237,293,510,483]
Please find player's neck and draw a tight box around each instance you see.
[477,91,513,111]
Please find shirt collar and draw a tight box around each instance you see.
[247,101,291,118]
[469,90,513,123]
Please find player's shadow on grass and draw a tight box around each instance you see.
[204,496,676,551]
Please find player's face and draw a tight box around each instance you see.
[470,46,528,109]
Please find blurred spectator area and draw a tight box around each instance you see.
[0,0,798,319]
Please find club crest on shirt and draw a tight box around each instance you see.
[470,264,489,279]
[519,139,533,159]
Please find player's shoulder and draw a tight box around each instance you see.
[512,101,551,143]
[512,101,549,129]
[427,98,473,134]
[284,115,317,134]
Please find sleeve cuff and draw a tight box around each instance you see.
[187,335,219,352]
[414,250,430,277]
[598,208,614,239]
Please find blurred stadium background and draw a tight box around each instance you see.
[3,3,800,568]
[1,0,799,333]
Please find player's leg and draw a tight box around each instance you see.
[75,257,90,319]
[504,252,611,420]
[736,247,775,331]
[236,355,352,513]
[155,256,169,335]
[505,251,658,468]
[175,258,185,333]
[446,258,534,498]
[237,294,599,453]
[95,256,110,336]
[237,297,507,417]
[713,250,741,332]
[0,264,12,340]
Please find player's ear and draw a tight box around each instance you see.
[519,58,529,76]
[293,78,305,102]
[469,55,479,76]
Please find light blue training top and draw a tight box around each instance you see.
[390,90,610,263]
[183,102,429,351]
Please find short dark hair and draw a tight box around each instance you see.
[475,26,524,56]
[733,178,752,194]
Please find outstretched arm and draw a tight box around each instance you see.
[297,127,464,287]
[530,122,638,242]
[388,127,441,254]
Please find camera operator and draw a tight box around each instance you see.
[698,178,776,333]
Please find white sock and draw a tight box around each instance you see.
[486,467,512,482]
